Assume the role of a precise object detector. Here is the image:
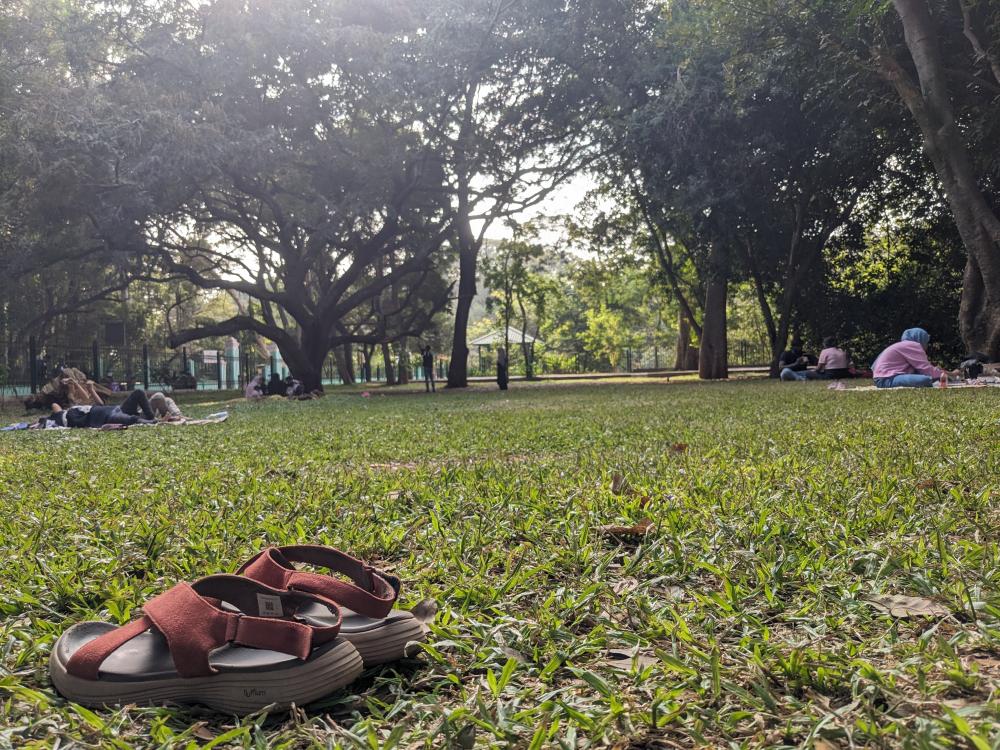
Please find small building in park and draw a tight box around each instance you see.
[469,327,543,377]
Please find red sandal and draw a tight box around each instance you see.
[239,546,425,665]
[50,575,363,714]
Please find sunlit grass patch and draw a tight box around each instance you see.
[2,380,1000,747]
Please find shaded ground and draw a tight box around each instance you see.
[2,379,1000,748]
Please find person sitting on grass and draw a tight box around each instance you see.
[872,328,959,388]
[779,338,818,381]
[245,373,265,401]
[285,375,304,398]
[266,372,285,396]
[45,389,158,428]
[782,336,852,381]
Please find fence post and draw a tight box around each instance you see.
[142,344,150,390]
[92,339,101,381]
[29,336,38,393]
[217,352,224,391]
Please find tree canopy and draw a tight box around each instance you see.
[3,0,999,385]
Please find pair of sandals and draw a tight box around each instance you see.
[50,545,425,714]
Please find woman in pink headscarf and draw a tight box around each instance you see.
[872,328,959,388]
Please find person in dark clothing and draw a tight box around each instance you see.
[781,336,851,381]
[267,372,285,396]
[778,337,812,373]
[421,346,435,393]
[47,389,156,428]
[496,347,509,391]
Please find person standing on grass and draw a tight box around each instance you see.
[872,328,959,388]
[496,347,509,391]
[421,345,435,393]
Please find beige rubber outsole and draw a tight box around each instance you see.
[49,639,363,715]
[342,616,426,666]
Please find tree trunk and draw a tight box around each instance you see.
[448,237,478,388]
[276,332,327,393]
[674,311,700,370]
[381,342,397,386]
[397,337,410,385]
[333,347,353,385]
[699,245,729,380]
[343,344,356,384]
[884,0,1000,357]
[362,346,373,383]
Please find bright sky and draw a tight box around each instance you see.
[480,173,595,243]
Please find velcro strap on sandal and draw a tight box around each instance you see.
[144,582,237,678]
[230,616,313,660]
[240,545,399,619]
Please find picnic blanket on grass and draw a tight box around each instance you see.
[3,411,230,432]
[842,381,1000,392]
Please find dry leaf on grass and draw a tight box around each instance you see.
[598,519,653,540]
[612,577,641,594]
[813,740,840,750]
[602,649,659,671]
[670,443,688,454]
[190,723,216,741]
[500,646,527,663]
[866,594,950,618]
[916,479,937,490]
[409,599,438,633]
[611,472,631,496]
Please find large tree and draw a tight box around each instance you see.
[84,0,455,391]
[876,0,1000,356]
[402,0,598,388]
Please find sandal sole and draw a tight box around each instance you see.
[341,614,427,666]
[49,637,363,714]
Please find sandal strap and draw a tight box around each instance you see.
[239,545,400,619]
[66,576,341,680]
[64,616,154,681]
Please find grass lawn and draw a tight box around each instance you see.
[3,379,1000,748]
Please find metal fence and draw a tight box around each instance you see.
[0,336,772,396]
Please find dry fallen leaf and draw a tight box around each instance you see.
[598,519,653,540]
[611,472,631,496]
[500,646,527,663]
[916,479,937,490]
[866,594,950,619]
[190,723,216,741]
[409,599,438,632]
[456,724,476,750]
[602,649,659,671]
[670,443,688,454]
[612,577,641,595]
[813,740,839,750]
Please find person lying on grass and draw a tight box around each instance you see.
[149,392,184,422]
[42,389,158,428]
[872,328,960,388]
